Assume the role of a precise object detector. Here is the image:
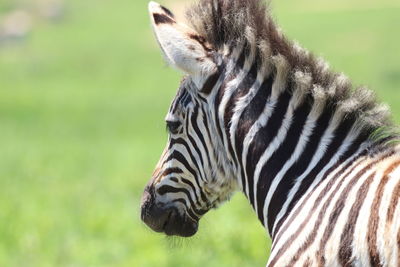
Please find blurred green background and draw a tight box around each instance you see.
[0,0,399,266]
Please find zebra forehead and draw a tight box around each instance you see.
[175,84,193,107]
[169,79,197,114]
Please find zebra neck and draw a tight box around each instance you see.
[214,55,373,236]
[240,88,371,237]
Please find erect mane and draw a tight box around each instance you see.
[186,0,397,144]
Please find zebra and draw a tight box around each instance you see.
[140,0,400,265]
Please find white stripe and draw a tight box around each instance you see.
[228,61,271,193]
[271,108,348,233]
[261,95,324,227]
[217,46,256,164]
[268,147,372,264]
[271,137,368,253]
[252,98,296,216]
[252,85,307,217]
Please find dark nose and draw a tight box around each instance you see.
[140,185,171,233]
[140,184,198,237]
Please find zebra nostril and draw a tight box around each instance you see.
[141,187,152,206]
[140,185,156,220]
[140,185,172,233]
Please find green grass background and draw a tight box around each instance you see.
[0,0,399,266]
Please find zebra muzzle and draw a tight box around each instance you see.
[140,185,198,237]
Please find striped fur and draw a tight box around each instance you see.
[142,0,400,265]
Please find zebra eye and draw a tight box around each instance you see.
[166,120,181,134]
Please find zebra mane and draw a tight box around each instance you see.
[186,0,397,143]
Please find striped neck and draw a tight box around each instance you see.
[209,46,380,237]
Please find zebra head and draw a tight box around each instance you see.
[140,2,237,237]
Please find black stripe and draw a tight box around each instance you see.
[236,74,274,197]
[246,87,292,209]
[272,113,366,238]
[190,104,210,166]
[170,138,209,204]
[200,105,213,168]
[259,98,312,231]
[172,198,200,221]
[197,93,207,103]
[162,167,183,177]
[213,73,229,142]
[236,48,247,70]
[160,6,175,18]
[165,150,198,180]
[223,51,260,166]
[212,49,246,145]
[178,117,203,183]
[153,13,175,25]
[188,33,212,52]
[201,71,220,95]
[171,84,187,114]
[170,139,203,180]
[181,177,210,206]
[338,171,375,266]
[278,114,357,222]
[187,133,205,171]
[270,101,336,236]
[158,185,207,216]
[272,138,369,247]
[266,99,336,234]
[184,108,206,181]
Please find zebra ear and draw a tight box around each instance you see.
[148,1,216,76]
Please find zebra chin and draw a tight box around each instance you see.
[140,186,199,237]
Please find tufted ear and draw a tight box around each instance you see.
[148,1,216,76]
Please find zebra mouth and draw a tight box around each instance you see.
[140,187,198,237]
[162,208,198,237]
[162,210,173,231]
